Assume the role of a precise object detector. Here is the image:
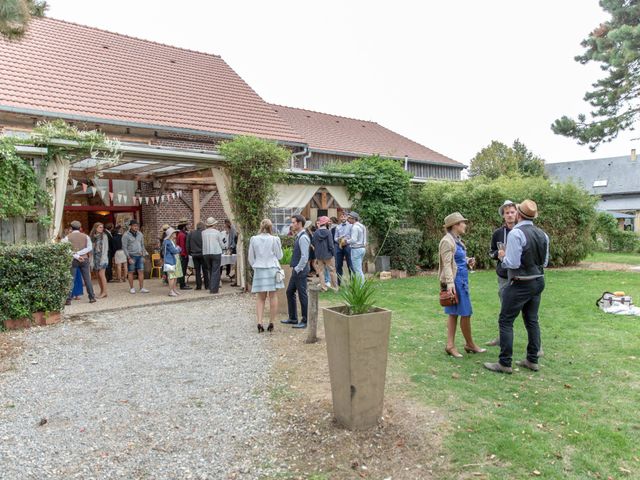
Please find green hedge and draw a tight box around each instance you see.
[593,211,640,252]
[380,228,421,274]
[410,176,597,268]
[0,243,72,323]
[279,235,295,251]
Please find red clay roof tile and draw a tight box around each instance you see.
[272,104,462,166]
[0,17,304,143]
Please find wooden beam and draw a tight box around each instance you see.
[200,190,216,206]
[162,183,216,191]
[164,177,215,185]
[193,188,201,224]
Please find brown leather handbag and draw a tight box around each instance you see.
[439,284,458,307]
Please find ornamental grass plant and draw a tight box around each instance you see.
[338,274,377,315]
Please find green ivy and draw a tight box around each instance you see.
[325,155,413,244]
[0,242,72,325]
[379,228,422,274]
[0,119,119,223]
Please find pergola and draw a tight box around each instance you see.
[17,140,246,288]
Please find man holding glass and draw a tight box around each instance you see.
[485,200,517,346]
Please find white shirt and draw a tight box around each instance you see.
[202,228,225,255]
[248,234,283,268]
[348,222,367,249]
[62,235,93,260]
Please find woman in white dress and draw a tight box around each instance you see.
[248,219,284,333]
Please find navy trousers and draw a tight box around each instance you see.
[335,245,353,284]
[498,277,545,367]
[286,267,309,323]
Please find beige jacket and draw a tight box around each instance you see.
[438,233,458,289]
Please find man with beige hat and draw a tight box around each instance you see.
[202,217,225,294]
[484,199,549,374]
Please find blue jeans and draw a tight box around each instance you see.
[127,255,145,272]
[286,267,309,323]
[335,245,353,284]
[350,247,366,280]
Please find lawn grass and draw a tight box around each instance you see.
[585,251,640,265]
[370,270,640,479]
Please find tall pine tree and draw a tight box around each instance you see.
[552,0,640,150]
[0,0,47,39]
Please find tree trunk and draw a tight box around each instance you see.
[306,284,320,344]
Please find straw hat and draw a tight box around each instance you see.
[177,217,189,226]
[165,227,177,239]
[303,220,313,229]
[517,199,538,220]
[498,200,516,216]
[443,212,468,228]
[205,217,218,227]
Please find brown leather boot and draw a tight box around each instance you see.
[516,359,539,371]
[483,362,513,374]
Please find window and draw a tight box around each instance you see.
[593,180,608,187]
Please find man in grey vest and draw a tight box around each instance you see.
[484,200,549,374]
[281,214,310,329]
[63,220,96,304]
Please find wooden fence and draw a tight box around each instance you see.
[0,217,48,244]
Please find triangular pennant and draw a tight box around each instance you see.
[118,194,123,203]
[82,183,88,193]
[171,192,176,200]
[177,190,183,197]
[109,192,114,202]
[145,197,150,205]
[92,187,97,197]
[99,189,106,200]
[123,195,128,204]
[155,196,160,204]
[72,179,78,189]
[150,197,155,205]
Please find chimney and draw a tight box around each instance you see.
[631,148,637,161]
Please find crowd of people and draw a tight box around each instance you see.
[61,217,238,304]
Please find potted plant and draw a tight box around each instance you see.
[276,246,293,314]
[322,274,391,429]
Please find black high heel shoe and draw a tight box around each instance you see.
[257,324,264,333]
[267,323,274,332]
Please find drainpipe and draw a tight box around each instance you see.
[303,149,313,170]
[632,148,637,162]
[291,147,308,169]
[404,155,409,171]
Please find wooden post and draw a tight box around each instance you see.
[192,188,200,224]
[306,284,321,344]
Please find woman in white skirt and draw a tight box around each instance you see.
[248,219,284,333]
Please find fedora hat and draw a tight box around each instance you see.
[498,200,516,216]
[177,217,189,226]
[303,220,313,229]
[205,217,218,227]
[347,211,360,221]
[164,227,177,239]
[517,199,538,219]
[443,212,468,229]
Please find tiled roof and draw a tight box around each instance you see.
[0,17,304,143]
[546,155,640,195]
[272,104,462,166]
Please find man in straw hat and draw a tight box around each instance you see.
[484,199,549,374]
[202,217,225,294]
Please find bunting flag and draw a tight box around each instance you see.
[99,189,106,200]
[82,183,88,193]
[171,192,176,200]
[155,196,160,204]
[72,179,78,189]
[92,186,98,197]
[145,197,150,205]
[177,190,183,198]
[118,194,123,203]
[109,192,114,202]
[162,194,167,203]
[123,195,128,204]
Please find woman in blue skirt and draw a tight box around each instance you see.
[248,219,284,333]
[438,212,486,358]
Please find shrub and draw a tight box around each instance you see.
[281,246,293,265]
[379,228,421,274]
[593,211,640,252]
[279,235,295,251]
[0,243,72,324]
[410,176,598,268]
[610,230,640,252]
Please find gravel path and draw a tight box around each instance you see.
[0,295,275,480]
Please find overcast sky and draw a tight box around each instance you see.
[46,0,636,165]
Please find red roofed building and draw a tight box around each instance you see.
[0,16,463,250]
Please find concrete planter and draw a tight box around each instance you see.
[323,305,391,429]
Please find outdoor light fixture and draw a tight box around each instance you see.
[96,211,110,216]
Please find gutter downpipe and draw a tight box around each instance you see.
[303,148,313,170]
[290,147,308,169]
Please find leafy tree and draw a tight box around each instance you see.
[326,155,413,245]
[469,139,545,179]
[552,0,640,150]
[0,0,47,39]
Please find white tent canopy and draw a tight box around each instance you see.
[274,183,352,209]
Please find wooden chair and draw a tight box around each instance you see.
[150,253,163,278]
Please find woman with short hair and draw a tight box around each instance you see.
[248,219,284,333]
[438,212,485,358]
[89,222,109,298]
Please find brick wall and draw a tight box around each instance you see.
[139,183,228,251]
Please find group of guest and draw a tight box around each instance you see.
[438,199,549,374]
[160,217,237,297]
[247,211,368,333]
